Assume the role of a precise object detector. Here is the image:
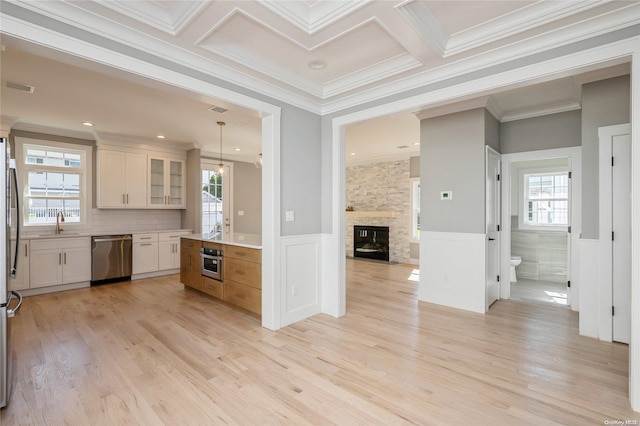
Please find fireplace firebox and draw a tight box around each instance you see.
[353,225,389,261]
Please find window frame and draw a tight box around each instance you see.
[17,138,92,230]
[518,166,569,232]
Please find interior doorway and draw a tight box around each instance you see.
[500,147,581,311]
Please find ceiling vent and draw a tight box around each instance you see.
[208,105,228,114]
[6,81,35,93]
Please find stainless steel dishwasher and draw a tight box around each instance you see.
[91,235,133,285]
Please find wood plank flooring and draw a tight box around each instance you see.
[2,258,638,425]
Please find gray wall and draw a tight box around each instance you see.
[485,110,501,152]
[421,108,486,234]
[500,110,581,154]
[281,107,322,235]
[233,160,262,235]
[581,75,630,239]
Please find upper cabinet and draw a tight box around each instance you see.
[97,150,147,208]
[97,142,186,210]
[148,157,185,208]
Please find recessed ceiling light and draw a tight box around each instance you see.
[82,121,94,127]
[414,142,420,146]
[308,60,326,70]
[157,135,165,139]
[350,152,356,156]
[234,148,241,151]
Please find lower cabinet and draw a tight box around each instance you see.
[30,238,91,289]
[224,246,262,315]
[133,233,159,274]
[179,238,262,316]
[158,231,190,271]
[180,238,201,290]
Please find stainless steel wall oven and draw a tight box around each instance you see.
[201,247,223,281]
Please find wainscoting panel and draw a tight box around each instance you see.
[280,235,322,327]
[420,231,486,314]
[578,238,600,340]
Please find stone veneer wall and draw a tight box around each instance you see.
[346,159,411,263]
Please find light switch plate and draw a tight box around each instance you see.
[285,211,295,222]
[441,191,453,200]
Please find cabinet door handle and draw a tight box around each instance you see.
[59,253,62,265]
[140,237,152,240]
[126,194,129,204]
[122,193,126,204]
[235,270,245,276]
[140,243,153,246]
[64,252,67,265]
[24,243,28,257]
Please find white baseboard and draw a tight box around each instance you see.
[20,281,90,296]
[132,269,178,281]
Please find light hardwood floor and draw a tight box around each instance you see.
[2,258,638,425]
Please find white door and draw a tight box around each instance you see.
[612,133,631,344]
[486,147,501,310]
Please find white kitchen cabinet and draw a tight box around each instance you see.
[97,149,147,208]
[8,239,29,291]
[158,231,190,270]
[148,157,185,208]
[30,238,90,289]
[133,233,159,274]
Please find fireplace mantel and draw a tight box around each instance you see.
[346,211,396,218]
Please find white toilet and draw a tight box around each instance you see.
[510,256,522,282]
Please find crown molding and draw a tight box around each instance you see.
[324,54,421,98]
[500,101,581,123]
[444,1,604,57]
[415,96,494,121]
[98,0,208,36]
[395,0,448,57]
[261,0,369,34]
[11,122,96,140]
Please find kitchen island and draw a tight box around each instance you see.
[180,235,262,316]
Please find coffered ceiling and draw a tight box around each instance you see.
[1,1,638,163]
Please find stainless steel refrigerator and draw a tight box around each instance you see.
[1,136,23,409]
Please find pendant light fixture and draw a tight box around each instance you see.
[217,121,225,174]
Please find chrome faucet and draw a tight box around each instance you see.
[55,210,65,234]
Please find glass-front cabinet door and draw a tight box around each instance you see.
[148,157,185,208]
[149,157,166,206]
[168,160,183,206]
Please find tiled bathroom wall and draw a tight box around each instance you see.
[511,217,568,283]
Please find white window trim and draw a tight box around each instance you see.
[201,159,234,239]
[16,137,92,230]
[411,177,420,242]
[518,166,569,232]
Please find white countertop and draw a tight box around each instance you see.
[182,234,262,250]
[17,229,192,240]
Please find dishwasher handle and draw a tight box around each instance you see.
[93,236,133,243]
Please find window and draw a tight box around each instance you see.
[522,172,568,228]
[20,141,89,227]
[201,168,223,239]
[411,178,420,240]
